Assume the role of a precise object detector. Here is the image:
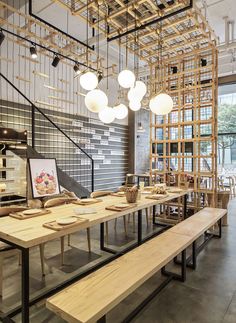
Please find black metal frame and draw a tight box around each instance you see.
[0,73,95,192]
[28,0,93,51]
[0,28,96,72]
[107,0,193,42]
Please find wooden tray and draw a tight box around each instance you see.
[72,199,102,205]
[146,194,168,200]
[9,209,51,220]
[110,192,125,197]
[105,204,137,212]
[43,217,89,231]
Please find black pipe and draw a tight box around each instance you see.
[107,0,193,42]
[0,27,96,72]
[28,0,93,51]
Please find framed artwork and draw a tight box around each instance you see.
[29,158,60,198]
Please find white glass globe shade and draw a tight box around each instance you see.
[113,104,128,120]
[85,89,108,113]
[149,93,173,115]
[118,69,135,88]
[135,81,147,97]
[99,106,115,124]
[129,100,141,111]
[128,87,143,101]
[80,72,98,91]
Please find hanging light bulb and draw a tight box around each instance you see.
[135,81,147,97]
[149,93,173,115]
[129,100,141,111]
[113,104,128,120]
[99,106,115,124]
[118,69,135,88]
[73,63,81,75]
[85,89,108,113]
[128,87,143,101]
[80,71,98,91]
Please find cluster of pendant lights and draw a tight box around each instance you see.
[82,68,174,123]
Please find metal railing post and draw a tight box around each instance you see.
[91,159,95,192]
[31,105,35,149]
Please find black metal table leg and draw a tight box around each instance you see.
[97,315,106,323]
[100,223,105,250]
[137,210,142,245]
[22,248,29,323]
[218,218,222,238]
[152,205,156,224]
[183,194,187,219]
[192,241,197,269]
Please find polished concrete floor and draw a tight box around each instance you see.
[1,200,236,322]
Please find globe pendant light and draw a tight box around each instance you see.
[118,69,135,89]
[113,104,128,120]
[129,100,141,111]
[85,89,108,113]
[99,106,115,124]
[135,81,147,97]
[149,93,173,115]
[128,87,143,101]
[80,71,98,91]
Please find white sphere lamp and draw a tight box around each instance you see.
[113,104,128,120]
[85,89,108,113]
[149,93,173,115]
[80,71,98,91]
[135,81,147,97]
[118,69,135,88]
[128,87,143,101]
[99,106,115,124]
[129,100,141,111]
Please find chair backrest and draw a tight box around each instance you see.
[90,191,113,198]
[125,174,135,186]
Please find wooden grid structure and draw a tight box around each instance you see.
[56,0,219,209]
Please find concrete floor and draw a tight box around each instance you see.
[1,200,236,322]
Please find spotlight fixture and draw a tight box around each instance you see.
[97,71,103,83]
[52,55,60,68]
[201,58,207,67]
[0,30,5,46]
[30,45,37,59]
[73,63,81,75]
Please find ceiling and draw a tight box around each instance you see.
[196,0,236,76]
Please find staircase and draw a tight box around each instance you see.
[0,72,94,198]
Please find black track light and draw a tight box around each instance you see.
[73,63,80,75]
[201,58,207,67]
[30,45,37,59]
[0,30,5,46]
[52,55,60,67]
[98,71,103,83]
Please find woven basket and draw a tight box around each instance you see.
[125,187,138,203]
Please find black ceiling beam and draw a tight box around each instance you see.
[107,0,193,42]
[28,0,94,51]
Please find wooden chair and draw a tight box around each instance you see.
[223,176,235,198]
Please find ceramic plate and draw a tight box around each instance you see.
[114,203,130,208]
[56,216,77,225]
[22,209,42,215]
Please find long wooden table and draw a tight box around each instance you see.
[0,190,189,323]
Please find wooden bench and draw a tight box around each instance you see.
[46,207,227,323]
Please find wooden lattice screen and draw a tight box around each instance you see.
[150,45,218,210]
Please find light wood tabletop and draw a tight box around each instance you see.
[46,230,194,323]
[0,191,189,249]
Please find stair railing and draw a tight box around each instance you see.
[0,72,94,192]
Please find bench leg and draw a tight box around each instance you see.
[161,249,186,282]
[97,315,106,323]
[174,241,197,270]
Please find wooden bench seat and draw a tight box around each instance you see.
[46,207,227,323]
